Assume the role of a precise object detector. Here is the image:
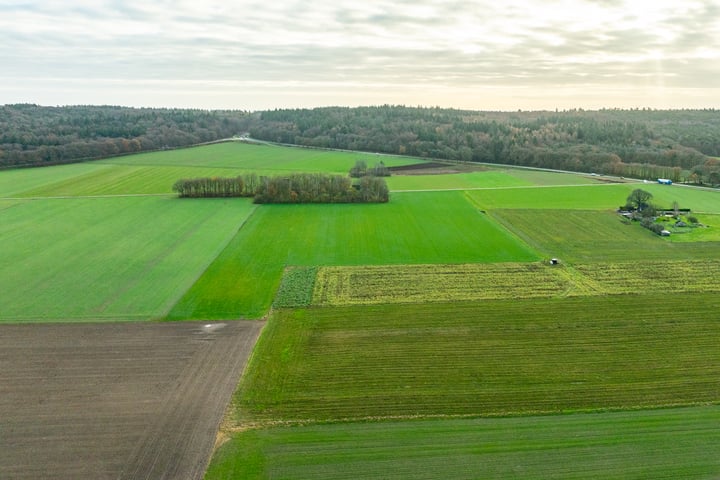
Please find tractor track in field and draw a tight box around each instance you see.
[0,320,264,480]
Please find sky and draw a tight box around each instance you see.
[1,0,719,111]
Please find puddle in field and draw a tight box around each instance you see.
[197,323,227,335]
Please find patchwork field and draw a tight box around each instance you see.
[167,191,538,319]
[0,320,263,480]
[1,141,719,479]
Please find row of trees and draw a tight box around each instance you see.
[173,173,389,203]
[172,174,259,198]
[349,160,391,178]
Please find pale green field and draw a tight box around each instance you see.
[0,197,255,322]
[102,141,417,173]
[0,162,108,197]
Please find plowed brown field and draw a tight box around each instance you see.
[0,320,264,480]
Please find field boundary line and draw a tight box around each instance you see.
[162,203,261,320]
[228,401,720,432]
[0,193,176,201]
[391,182,640,193]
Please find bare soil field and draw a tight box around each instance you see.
[0,320,264,480]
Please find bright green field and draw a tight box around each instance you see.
[466,184,636,209]
[387,170,532,190]
[467,182,720,212]
[234,294,720,423]
[386,169,610,191]
[668,214,720,242]
[167,191,538,319]
[208,406,720,480]
[0,197,254,322]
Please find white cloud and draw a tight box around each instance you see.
[1,0,719,109]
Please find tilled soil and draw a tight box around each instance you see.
[0,320,264,480]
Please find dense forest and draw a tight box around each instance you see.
[2,104,719,185]
[0,104,251,168]
[250,106,720,184]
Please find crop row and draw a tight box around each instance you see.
[313,263,571,306]
[574,260,720,295]
[311,260,720,306]
[273,266,318,308]
[235,294,720,422]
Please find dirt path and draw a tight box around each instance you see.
[0,320,264,480]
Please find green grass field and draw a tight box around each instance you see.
[0,196,255,322]
[103,141,417,173]
[2,142,720,478]
[208,406,720,480]
[167,191,538,319]
[234,294,720,423]
[491,209,720,262]
[0,162,109,197]
[385,166,612,191]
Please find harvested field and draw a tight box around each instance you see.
[0,320,264,480]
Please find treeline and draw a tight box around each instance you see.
[172,174,259,198]
[248,106,720,184]
[173,173,389,203]
[5,103,720,185]
[0,104,251,168]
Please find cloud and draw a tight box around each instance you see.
[0,0,719,109]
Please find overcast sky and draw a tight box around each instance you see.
[1,0,719,111]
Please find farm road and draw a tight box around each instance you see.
[0,320,264,480]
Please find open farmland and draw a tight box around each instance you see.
[0,320,263,480]
[167,191,538,319]
[208,406,720,480]
[313,262,573,305]
[386,168,613,191]
[0,196,255,322]
[3,142,419,197]
[1,140,719,479]
[491,209,720,262]
[100,141,417,173]
[234,294,720,423]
